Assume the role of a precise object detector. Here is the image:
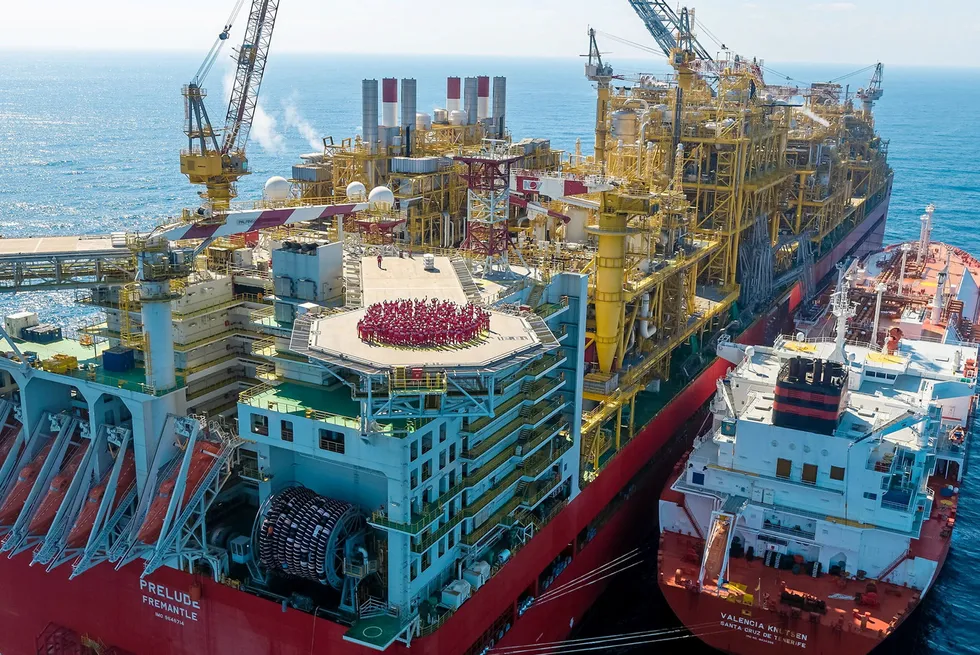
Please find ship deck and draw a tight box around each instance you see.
[0,334,163,393]
[242,380,361,429]
[660,467,959,638]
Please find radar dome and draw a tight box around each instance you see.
[368,186,395,211]
[346,181,367,201]
[264,176,291,202]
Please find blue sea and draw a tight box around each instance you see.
[1,52,979,654]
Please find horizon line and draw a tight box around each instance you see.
[1,48,978,71]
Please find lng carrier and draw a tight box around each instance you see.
[0,1,894,654]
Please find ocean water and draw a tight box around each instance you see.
[1,51,979,653]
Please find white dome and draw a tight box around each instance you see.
[264,176,291,201]
[449,110,467,126]
[416,112,432,131]
[346,181,367,201]
[368,186,395,211]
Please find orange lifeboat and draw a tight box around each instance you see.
[29,448,86,535]
[66,450,136,549]
[0,421,20,466]
[0,444,53,525]
[136,442,220,544]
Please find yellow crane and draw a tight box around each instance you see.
[180,0,281,212]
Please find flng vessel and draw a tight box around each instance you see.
[658,225,974,655]
[0,1,892,653]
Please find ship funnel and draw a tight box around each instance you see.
[362,79,379,155]
[492,76,507,139]
[447,77,461,113]
[401,78,417,156]
[477,75,490,121]
[464,77,478,126]
[382,78,398,128]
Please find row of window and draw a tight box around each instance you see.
[410,528,457,581]
[866,370,897,381]
[249,414,346,454]
[410,444,457,490]
[410,424,449,462]
[775,458,845,484]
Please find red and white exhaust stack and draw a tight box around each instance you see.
[382,78,398,128]
[477,76,490,121]
[447,77,461,113]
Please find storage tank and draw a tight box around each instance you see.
[611,109,639,141]
[368,186,395,211]
[416,112,432,131]
[263,176,290,201]
[449,110,467,126]
[433,108,449,124]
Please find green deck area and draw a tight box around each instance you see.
[344,614,403,650]
[245,380,361,428]
[1,335,181,395]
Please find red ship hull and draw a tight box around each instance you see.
[0,194,887,655]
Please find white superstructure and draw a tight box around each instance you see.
[662,328,975,591]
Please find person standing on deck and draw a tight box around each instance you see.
[377,253,383,269]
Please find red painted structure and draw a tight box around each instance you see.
[0,191,888,655]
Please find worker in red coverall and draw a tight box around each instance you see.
[377,253,383,268]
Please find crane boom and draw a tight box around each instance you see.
[221,0,280,156]
[179,0,281,212]
[626,0,712,62]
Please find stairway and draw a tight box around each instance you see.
[344,255,363,307]
[525,283,545,310]
[451,258,483,304]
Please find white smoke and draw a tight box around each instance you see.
[221,67,286,155]
[283,100,322,151]
[250,106,287,154]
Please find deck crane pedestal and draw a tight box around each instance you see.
[857,63,885,116]
[179,0,281,213]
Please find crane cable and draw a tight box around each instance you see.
[193,0,248,85]
[532,547,643,600]
[531,550,650,608]
[489,623,732,655]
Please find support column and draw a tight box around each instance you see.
[140,281,176,392]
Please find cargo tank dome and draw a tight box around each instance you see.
[346,181,367,201]
[263,176,291,201]
[368,186,395,211]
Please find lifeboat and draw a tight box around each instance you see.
[28,448,86,535]
[136,442,221,544]
[0,444,53,525]
[66,450,136,549]
[0,420,22,466]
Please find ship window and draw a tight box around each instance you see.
[411,440,419,462]
[802,463,818,485]
[776,458,792,479]
[440,423,447,443]
[411,469,419,489]
[830,466,845,481]
[422,433,433,455]
[422,550,431,571]
[691,472,705,485]
[439,451,447,470]
[863,492,878,501]
[449,444,457,462]
[449,469,457,487]
[281,420,293,442]
[250,414,269,436]
[422,461,432,482]
[438,538,446,557]
[318,429,345,454]
[410,560,419,582]
[448,529,456,548]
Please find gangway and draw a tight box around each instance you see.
[698,496,747,589]
[32,425,131,568]
[0,414,80,552]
